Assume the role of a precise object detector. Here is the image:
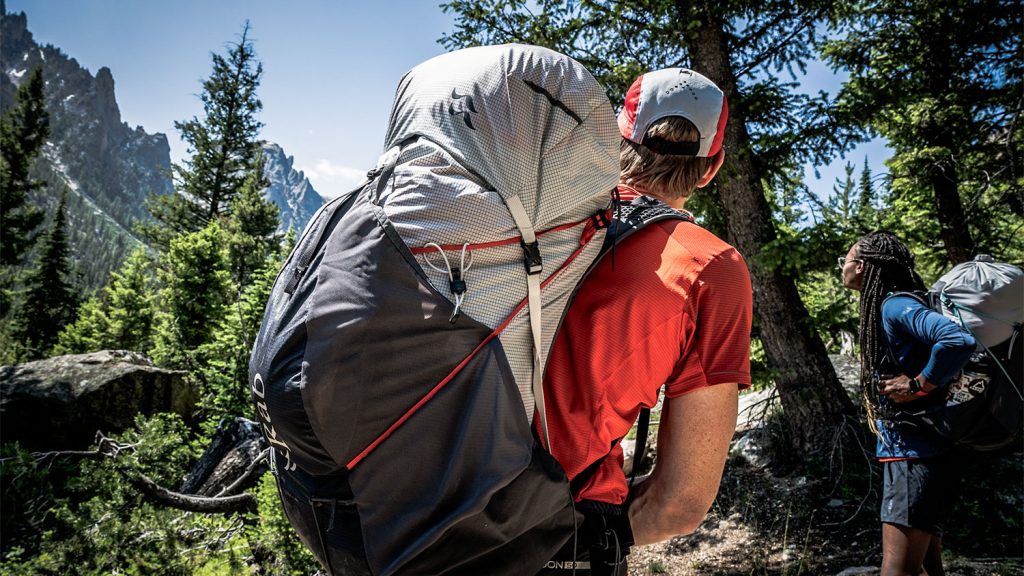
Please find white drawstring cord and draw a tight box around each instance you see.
[423,243,473,323]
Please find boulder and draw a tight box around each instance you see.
[0,350,195,451]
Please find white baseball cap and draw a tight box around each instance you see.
[617,68,728,157]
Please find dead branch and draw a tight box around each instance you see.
[30,431,136,465]
[130,473,256,514]
[23,430,258,515]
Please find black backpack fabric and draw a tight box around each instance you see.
[251,179,686,576]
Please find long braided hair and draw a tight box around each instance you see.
[855,231,926,427]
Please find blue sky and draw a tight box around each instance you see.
[7,0,889,202]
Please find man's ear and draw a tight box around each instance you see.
[696,149,725,188]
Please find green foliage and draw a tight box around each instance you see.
[150,222,232,369]
[789,161,888,350]
[12,191,80,359]
[1,412,319,575]
[822,0,1024,266]
[0,23,305,576]
[0,414,210,575]
[0,319,28,365]
[54,247,156,355]
[195,258,279,434]
[251,473,320,575]
[140,23,264,249]
[223,154,280,288]
[0,66,49,270]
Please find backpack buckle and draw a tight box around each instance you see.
[520,239,543,275]
[591,209,611,229]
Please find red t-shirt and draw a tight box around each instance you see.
[541,200,752,504]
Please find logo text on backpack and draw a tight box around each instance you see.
[449,88,477,130]
[544,560,591,570]
[252,373,297,471]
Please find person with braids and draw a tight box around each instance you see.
[841,231,976,576]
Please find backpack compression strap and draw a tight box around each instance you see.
[505,195,550,449]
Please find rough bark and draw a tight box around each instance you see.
[180,417,268,497]
[687,2,857,455]
[928,158,973,265]
[923,17,974,265]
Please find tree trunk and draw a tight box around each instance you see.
[181,417,268,496]
[923,12,974,265]
[928,158,973,265]
[687,3,857,455]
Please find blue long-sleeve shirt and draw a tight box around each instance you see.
[875,294,977,459]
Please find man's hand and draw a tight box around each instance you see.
[627,383,738,545]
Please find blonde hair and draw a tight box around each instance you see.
[619,116,718,202]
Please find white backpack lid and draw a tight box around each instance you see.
[932,255,1024,348]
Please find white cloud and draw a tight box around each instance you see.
[300,159,367,200]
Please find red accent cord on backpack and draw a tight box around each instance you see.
[344,238,595,470]
[408,218,588,254]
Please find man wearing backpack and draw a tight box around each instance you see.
[541,68,752,574]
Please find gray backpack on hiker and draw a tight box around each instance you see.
[248,44,680,576]
[887,255,1023,451]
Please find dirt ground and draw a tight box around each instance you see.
[618,358,1024,576]
[622,455,1024,569]
[623,445,1024,576]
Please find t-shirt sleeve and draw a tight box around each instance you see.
[665,247,753,397]
[881,295,976,386]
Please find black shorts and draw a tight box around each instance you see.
[880,454,959,537]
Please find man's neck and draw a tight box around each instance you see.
[618,184,688,210]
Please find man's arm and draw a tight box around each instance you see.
[627,382,738,545]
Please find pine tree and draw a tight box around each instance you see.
[53,295,105,354]
[855,159,884,233]
[149,222,231,369]
[833,162,859,229]
[195,256,280,433]
[14,190,80,358]
[55,248,156,354]
[224,152,280,288]
[823,0,1023,266]
[0,66,49,269]
[139,23,264,248]
[103,249,156,351]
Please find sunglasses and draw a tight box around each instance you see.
[837,256,863,270]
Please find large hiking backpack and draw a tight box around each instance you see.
[884,256,1023,452]
[248,44,684,576]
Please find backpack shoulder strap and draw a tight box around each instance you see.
[601,194,694,253]
[884,290,937,312]
[567,195,690,496]
[877,291,934,375]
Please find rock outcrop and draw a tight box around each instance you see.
[0,350,195,451]
[261,141,324,233]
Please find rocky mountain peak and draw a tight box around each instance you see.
[1,7,322,287]
[261,141,323,232]
[93,66,120,126]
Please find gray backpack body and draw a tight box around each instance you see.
[883,256,1023,452]
[249,44,643,575]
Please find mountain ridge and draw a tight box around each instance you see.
[1,4,323,290]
